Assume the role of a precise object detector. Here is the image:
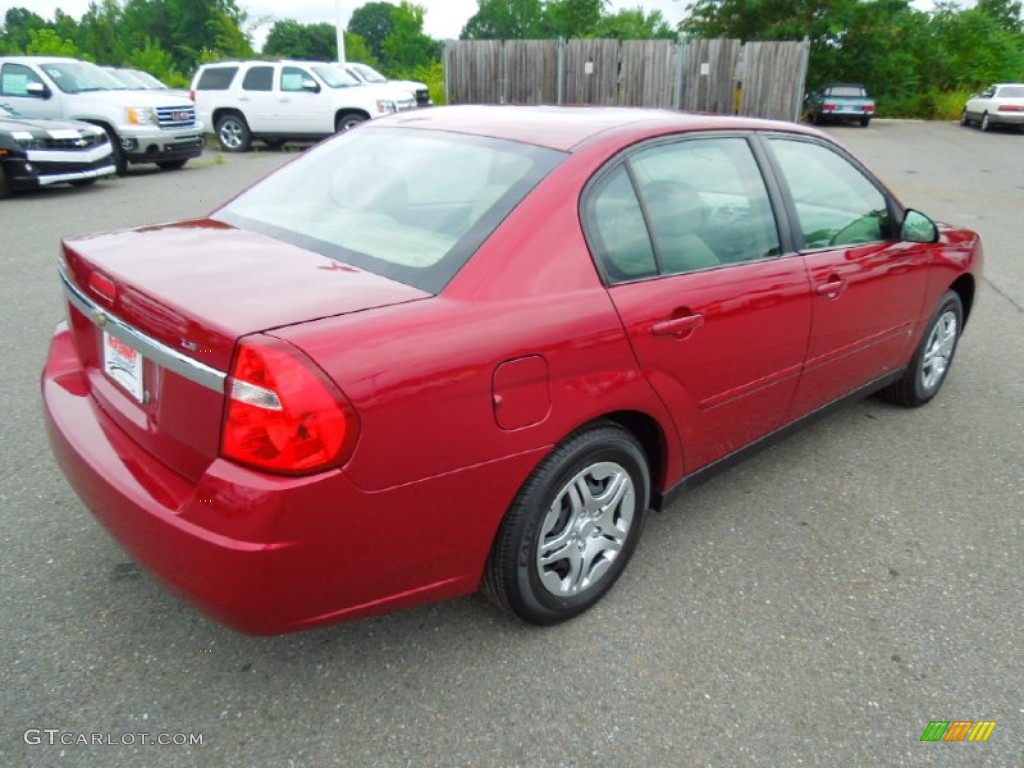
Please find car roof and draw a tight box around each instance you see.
[381,105,816,153]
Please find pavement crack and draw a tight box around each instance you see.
[983,277,1024,315]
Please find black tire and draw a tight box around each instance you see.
[980,112,991,132]
[483,422,650,625]
[859,117,870,127]
[960,109,970,127]
[335,112,368,132]
[215,113,251,152]
[156,159,188,170]
[0,167,10,199]
[101,127,128,175]
[263,138,286,150]
[810,111,821,126]
[880,291,963,407]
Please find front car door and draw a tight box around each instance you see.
[764,136,931,416]
[0,62,61,120]
[275,65,332,134]
[583,135,812,473]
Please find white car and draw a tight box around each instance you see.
[961,83,1024,132]
[342,61,432,107]
[190,59,418,152]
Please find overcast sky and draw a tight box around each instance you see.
[3,1,694,49]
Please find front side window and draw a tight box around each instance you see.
[584,136,781,282]
[214,128,566,293]
[281,66,315,92]
[769,138,892,249]
[0,63,44,96]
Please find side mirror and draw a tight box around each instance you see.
[301,78,320,93]
[901,209,938,244]
[26,82,50,99]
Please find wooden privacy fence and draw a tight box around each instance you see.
[445,38,810,123]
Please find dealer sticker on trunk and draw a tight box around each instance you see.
[103,331,145,402]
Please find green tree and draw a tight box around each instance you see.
[592,8,677,39]
[544,0,607,37]
[128,36,187,87]
[78,0,126,64]
[461,0,546,39]
[381,2,440,73]
[349,2,397,59]
[26,28,80,57]
[265,20,337,60]
[3,7,48,52]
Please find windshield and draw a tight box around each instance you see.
[350,63,388,83]
[312,65,361,88]
[105,68,146,88]
[215,127,566,293]
[41,62,126,93]
[132,70,166,89]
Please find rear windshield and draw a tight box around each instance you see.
[997,85,1024,98]
[214,127,566,293]
[196,67,237,90]
[826,85,866,98]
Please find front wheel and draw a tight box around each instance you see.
[960,109,970,126]
[215,114,252,152]
[980,112,991,132]
[483,423,650,625]
[880,291,963,407]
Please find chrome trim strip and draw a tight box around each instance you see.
[59,263,228,394]
[37,164,117,186]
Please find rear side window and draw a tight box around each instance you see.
[241,66,273,92]
[196,67,237,90]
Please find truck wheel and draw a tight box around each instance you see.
[216,114,252,152]
[859,117,870,127]
[335,112,368,132]
[101,127,128,176]
[156,159,188,170]
[0,168,11,199]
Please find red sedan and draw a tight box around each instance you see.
[43,107,983,633]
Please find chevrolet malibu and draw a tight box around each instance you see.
[43,106,983,633]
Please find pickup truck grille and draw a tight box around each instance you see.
[156,105,197,129]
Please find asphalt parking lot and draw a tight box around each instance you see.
[1,121,1021,767]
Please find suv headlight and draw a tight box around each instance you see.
[375,100,398,115]
[126,107,158,126]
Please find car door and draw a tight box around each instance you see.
[275,65,332,134]
[0,62,61,120]
[584,135,812,473]
[764,136,931,417]
[236,64,280,133]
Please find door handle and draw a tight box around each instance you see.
[815,277,847,298]
[652,312,704,338]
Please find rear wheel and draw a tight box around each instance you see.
[960,109,970,126]
[880,291,963,407]
[216,113,251,152]
[263,138,286,150]
[483,422,650,625]
[859,117,870,127]
[0,167,10,198]
[980,112,991,132]
[156,159,188,170]
[335,112,368,132]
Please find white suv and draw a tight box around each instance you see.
[191,60,418,152]
[342,61,432,107]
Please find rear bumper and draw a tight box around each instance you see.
[43,322,540,633]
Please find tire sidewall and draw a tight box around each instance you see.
[216,115,249,152]
[509,430,650,623]
[911,292,963,403]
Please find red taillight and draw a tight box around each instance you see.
[864,104,876,113]
[221,336,359,475]
[88,271,117,302]
[822,103,837,111]
[998,104,1024,112]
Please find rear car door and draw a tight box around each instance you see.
[237,64,280,133]
[765,136,931,416]
[584,135,812,473]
